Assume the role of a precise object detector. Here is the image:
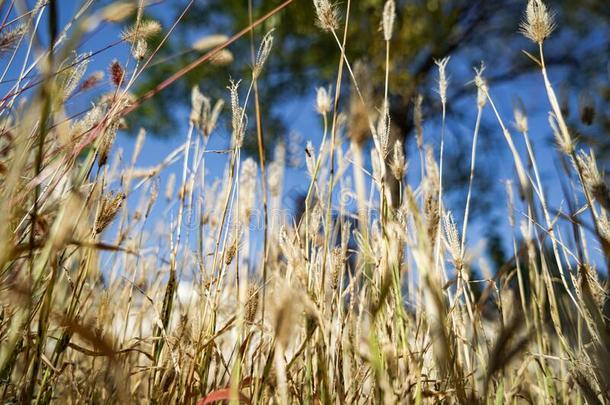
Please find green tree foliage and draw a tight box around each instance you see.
[132,0,608,144]
[128,0,609,226]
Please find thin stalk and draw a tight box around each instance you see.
[154,122,194,367]
[461,105,483,255]
[24,2,57,401]
[247,0,271,338]
[539,43,606,271]
[322,0,351,291]
[304,111,328,289]
[351,142,368,239]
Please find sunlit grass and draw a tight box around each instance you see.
[0,0,608,403]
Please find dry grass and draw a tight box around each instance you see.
[0,0,609,403]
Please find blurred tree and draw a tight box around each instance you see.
[128,0,609,210]
[131,0,608,140]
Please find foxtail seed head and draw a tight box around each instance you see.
[520,0,555,44]
[316,86,332,115]
[253,30,275,79]
[435,57,450,106]
[313,0,339,32]
[382,0,396,41]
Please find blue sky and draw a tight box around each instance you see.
[1,0,604,271]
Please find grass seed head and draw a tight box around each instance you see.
[192,34,229,51]
[109,59,125,87]
[313,0,340,32]
[435,57,450,106]
[268,161,283,197]
[101,2,136,22]
[96,191,125,233]
[190,85,207,127]
[244,284,259,324]
[371,148,384,185]
[79,71,104,92]
[473,63,488,109]
[382,0,396,41]
[190,86,224,136]
[225,238,238,266]
[443,212,462,269]
[206,99,224,136]
[209,49,234,66]
[391,140,407,181]
[316,86,332,115]
[424,146,440,242]
[330,247,344,291]
[414,94,424,149]
[374,101,391,158]
[228,80,246,148]
[273,288,300,348]
[549,112,573,155]
[512,97,528,133]
[132,39,148,60]
[58,53,90,101]
[0,24,26,55]
[253,30,275,79]
[145,180,159,218]
[576,150,610,211]
[121,20,162,43]
[132,128,146,164]
[348,61,372,146]
[520,0,555,44]
[578,264,606,310]
[98,121,119,167]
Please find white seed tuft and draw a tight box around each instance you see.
[316,86,332,115]
[473,62,488,109]
[513,98,528,133]
[192,34,229,51]
[382,0,396,41]
[435,57,450,106]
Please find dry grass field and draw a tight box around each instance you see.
[0,0,609,403]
